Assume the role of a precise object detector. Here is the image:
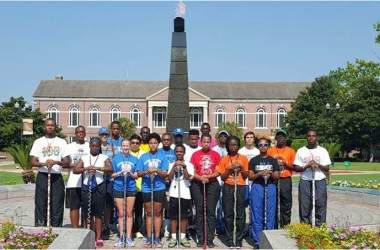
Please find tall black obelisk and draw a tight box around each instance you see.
[166,16,190,134]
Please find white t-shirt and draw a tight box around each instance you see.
[212,145,228,157]
[30,136,69,174]
[294,146,331,181]
[168,161,194,199]
[184,144,201,163]
[82,154,109,185]
[238,146,260,161]
[65,142,90,188]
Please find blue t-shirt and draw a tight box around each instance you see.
[159,148,176,164]
[139,150,169,193]
[107,136,124,155]
[112,153,140,192]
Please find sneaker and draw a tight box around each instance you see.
[207,242,216,248]
[136,232,144,239]
[180,238,191,248]
[144,238,153,248]
[154,238,163,248]
[168,238,177,248]
[95,239,104,247]
[126,238,135,247]
[196,242,203,248]
[114,238,124,248]
[164,230,170,239]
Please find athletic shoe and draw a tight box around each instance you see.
[114,238,124,248]
[207,242,216,248]
[126,238,135,247]
[168,238,177,248]
[196,242,203,248]
[180,238,191,248]
[154,238,163,248]
[136,232,144,238]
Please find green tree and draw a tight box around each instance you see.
[216,122,243,143]
[375,21,380,44]
[0,96,64,150]
[117,117,136,139]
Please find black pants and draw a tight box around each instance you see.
[222,184,246,246]
[35,172,65,227]
[190,181,220,244]
[278,177,292,227]
[298,179,327,226]
[133,191,144,234]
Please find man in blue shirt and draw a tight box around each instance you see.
[107,121,124,154]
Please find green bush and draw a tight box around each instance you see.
[291,139,307,151]
[216,122,243,143]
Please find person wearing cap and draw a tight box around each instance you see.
[268,129,296,228]
[198,122,218,148]
[248,136,280,248]
[212,130,229,158]
[98,126,114,239]
[173,128,185,148]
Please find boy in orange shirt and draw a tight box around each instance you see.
[267,129,295,227]
[217,136,249,248]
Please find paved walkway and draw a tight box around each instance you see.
[0,184,379,249]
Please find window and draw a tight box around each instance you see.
[255,108,267,128]
[190,107,203,128]
[67,136,75,143]
[153,107,166,128]
[47,106,59,124]
[235,108,246,128]
[110,106,121,122]
[130,107,141,127]
[89,106,100,127]
[215,107,226,127]
[277,108,287,128]
[69,106,79,127]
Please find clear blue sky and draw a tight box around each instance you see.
[0,1,379,103]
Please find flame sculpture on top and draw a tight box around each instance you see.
[176,0,186,18]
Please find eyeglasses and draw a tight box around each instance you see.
[258,143,269,147]
[99,134,109,137]
[131,141,140,145]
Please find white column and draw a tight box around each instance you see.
[148,105,153,130]
[203,103,208,123]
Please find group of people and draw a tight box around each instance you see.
[30,119,331,248]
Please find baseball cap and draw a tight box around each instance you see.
[218,130,230,137]
[172,128,184,136]
[98,127,110,135]
[275,129,287,137]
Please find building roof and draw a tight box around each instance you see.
[33,80,310,100]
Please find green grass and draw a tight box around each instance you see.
[331,162,380,171]
[0,172,24,185]
[292,173,380,184]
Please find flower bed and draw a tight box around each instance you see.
[286,223,380,249]
[0,221,57,249]
[331,180,380,190]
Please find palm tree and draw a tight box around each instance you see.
[5,144,35,183]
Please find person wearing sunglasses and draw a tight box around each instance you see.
[248,136,280,248]
[129,134,145,239]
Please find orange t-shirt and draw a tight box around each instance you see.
[267,146,296,178]
[217,154,249,186]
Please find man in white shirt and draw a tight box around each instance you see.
[293,129,331,226]
[212,130,229,157]
[184,129,201,162]
[64,126,90,228]
[238,131,260,161]
[30,118,70,227]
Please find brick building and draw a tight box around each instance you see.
[33,77,310,141]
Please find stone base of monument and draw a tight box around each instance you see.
[20,226,95,249]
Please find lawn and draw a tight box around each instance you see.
[292,173,380,184]
[331,162,380,171]
[0,171,69,185]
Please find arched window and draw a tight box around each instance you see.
[89,106,100,127]
[47,106,59,124]
[110,106,121,122]
[153,107,166,128]
[190,107,203,128]
[130,107,141,127]
[215,107,226,127]
[255,108,267,128]
[277,108,287,128]
[235,108,246,128]
[69,106,80,127]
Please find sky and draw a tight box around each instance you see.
[0,1,379,103]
